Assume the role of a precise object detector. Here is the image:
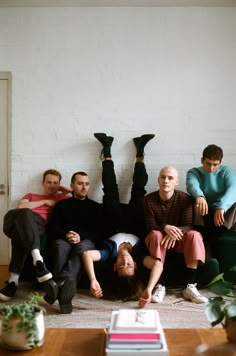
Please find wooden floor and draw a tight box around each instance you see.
[0,265,9,285]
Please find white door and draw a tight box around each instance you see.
[0,72,11,265]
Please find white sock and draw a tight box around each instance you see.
[31,249,43,266]
[9,273,20,286]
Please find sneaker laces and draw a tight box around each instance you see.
[187,283,202,297]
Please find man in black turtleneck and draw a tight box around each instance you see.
[44,171,102,314]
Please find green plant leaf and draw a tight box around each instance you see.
[205,266,236,328]
[208,273,225,286]
[207,280,234,296]
[27,293,44,306]
[204,297,225,327]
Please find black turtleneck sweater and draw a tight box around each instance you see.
[47,196,102,246]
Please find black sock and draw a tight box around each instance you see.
[185,267,197,287]
[158,275,165,286]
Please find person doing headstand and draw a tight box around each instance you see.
[82,132,156,301]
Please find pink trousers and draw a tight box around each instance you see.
[145,230,205,265]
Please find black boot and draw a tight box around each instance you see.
[94,132,114,158]
[58,278,76,314]
[133,134,155,157]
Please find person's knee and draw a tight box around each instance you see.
[54,239,67,249]
[74,240,95,255]
[3,209,32,235]
[145,230,162,244]
[16,208,34,218]
[184,230,202,241]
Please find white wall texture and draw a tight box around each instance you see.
[0,6,236,206]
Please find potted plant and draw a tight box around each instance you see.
[204,266,236,342]
[0,292,46,350]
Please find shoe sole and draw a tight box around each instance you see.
[183,293,207,304]
[44,280,59,305]
[60,303,73,314]
[151,294,166,303]
[184,298,206,304]
[0,293,12,302]
[151,297,165,303]
[185,298,207,304]
[37,272,53,283]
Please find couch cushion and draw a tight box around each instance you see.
[216,231,236,282]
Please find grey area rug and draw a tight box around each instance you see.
[0,283,219,329]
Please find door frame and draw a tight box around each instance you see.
[0,71,12,264]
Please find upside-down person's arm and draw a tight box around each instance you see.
[138,256,163,308]
[82,250,103,298]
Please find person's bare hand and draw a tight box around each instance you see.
[58,185,72,195]
[90,279,103,298]
[161,225,182,249]
[138,289,151,308]
[164,225,183,240]
[66,230,80,244]
[161,235,177,249]
[196,197,208,216]
[214,208,225,226]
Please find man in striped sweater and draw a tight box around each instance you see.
[138,166,207,307]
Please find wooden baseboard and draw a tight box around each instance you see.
[0,265,9,285]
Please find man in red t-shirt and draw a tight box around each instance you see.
[0,169,71,301]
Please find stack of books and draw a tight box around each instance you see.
[105,309,168,356]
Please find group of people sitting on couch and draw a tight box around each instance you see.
[1,133,236,314]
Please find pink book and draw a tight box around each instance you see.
[109,333,160,341]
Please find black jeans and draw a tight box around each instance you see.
[102,160,148,239]
[3,208,45,274]
[51,238,96,284]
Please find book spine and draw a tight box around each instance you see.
[107,343,163,350]
[109,333,160,341]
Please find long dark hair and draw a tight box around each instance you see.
[100,265,144,301]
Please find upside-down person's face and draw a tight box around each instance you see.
[114,250,137,277]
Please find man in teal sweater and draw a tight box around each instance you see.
[186,144,236,255]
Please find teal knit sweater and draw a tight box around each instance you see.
[186,165,236,212]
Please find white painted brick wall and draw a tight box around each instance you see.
[0,6,236,206]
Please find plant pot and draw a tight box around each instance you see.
[225,317,236,343]
[1,306,45,350]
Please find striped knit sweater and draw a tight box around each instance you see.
[144,189,193,234]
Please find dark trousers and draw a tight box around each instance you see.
[52,239,96,284]
[3,208,45,274]
[195,203,236,256]
[102,160,148,239]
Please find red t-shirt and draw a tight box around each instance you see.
[22,193,70,222]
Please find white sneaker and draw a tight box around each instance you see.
[151,284,166,303]
[183,283,208,304]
